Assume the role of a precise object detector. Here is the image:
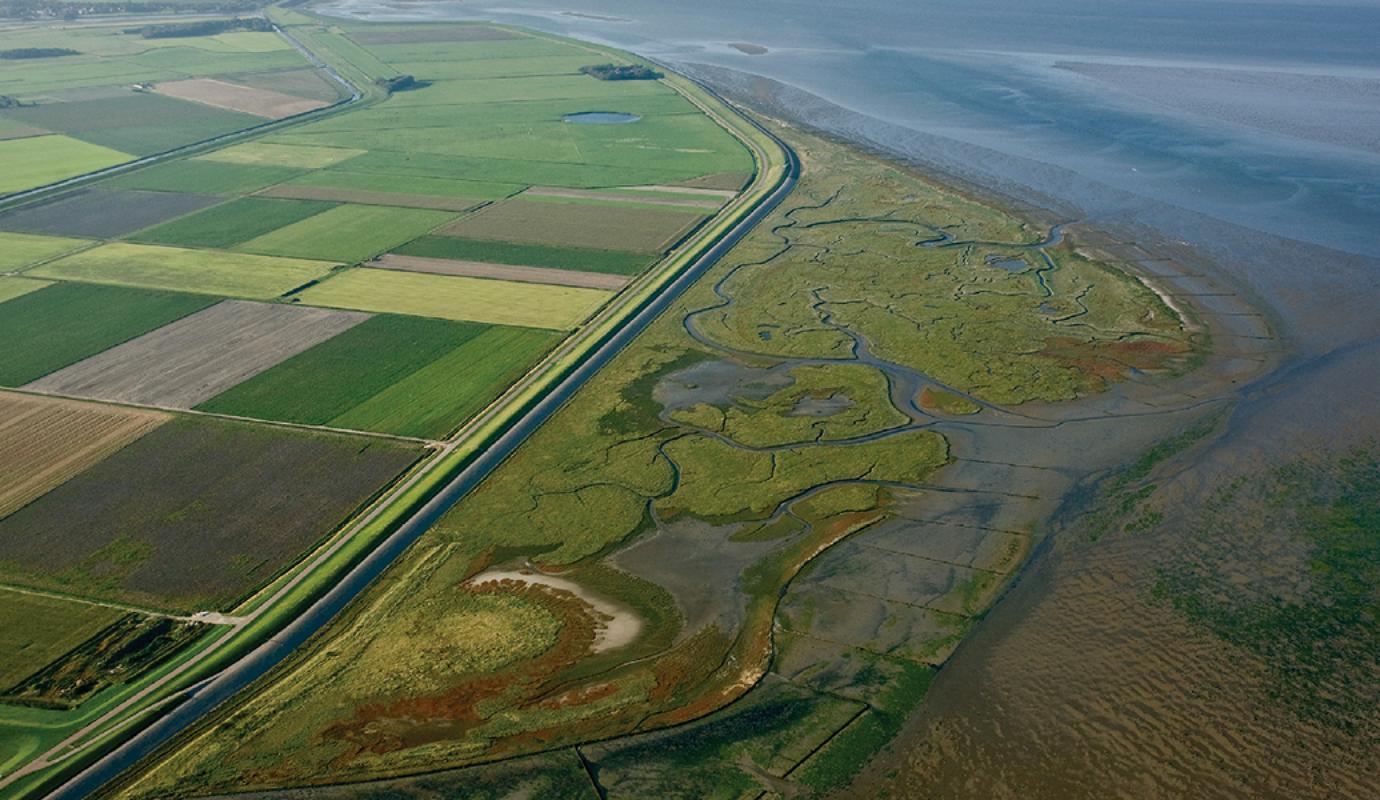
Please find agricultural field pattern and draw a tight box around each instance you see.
[0,9,762,797]
[0,5,1300,800]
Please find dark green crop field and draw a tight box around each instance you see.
[200,316,559,439]
[0,92,263,157]
[328,325,560,439]
[393,236,653,275]
[0,283,215,386]
[197,315,484,428]
[0,417,423,612]
[130,196,337,249]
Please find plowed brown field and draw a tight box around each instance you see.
[0,391,168,518]
[153,79,330,120]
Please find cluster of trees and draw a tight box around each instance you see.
[0,0,262,20]
[375,74,426,93]
[132,16,270,38]
[0,46,78,58]
[580,63,663,81]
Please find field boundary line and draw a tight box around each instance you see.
[0,584,194,623]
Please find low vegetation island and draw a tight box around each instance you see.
[581,62,664,81]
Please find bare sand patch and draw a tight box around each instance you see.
[371,253,631,290]
[467,569,643,653]
[153,78,330,120]
[257,184,481,212]
[25,300,370,408]
[0,390,168,518]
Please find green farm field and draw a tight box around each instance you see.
[131,197,338,250]
[0,282,214,386]
[0,277,52,304]
[236,204,455,263]
[393,236,653,275]
[0,135,129,195]
[199,142,365,169]
[109,161,306,195]
[1,92,263,157]
[329,325,560,439]
[0,231,88,271]
[278,168,522,201]
[0,20,336,197]
[197,315,554,439]
[296,268,611,329]
[32,243,335,299]
[437,196,704,252]
[0,28,305,98]
[0,592,123,692]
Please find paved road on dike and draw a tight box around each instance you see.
[39,83,799,800]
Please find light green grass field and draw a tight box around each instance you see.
[0,231,89,270]
[2,93,263,158]
[329,325,559,438]
[197,315,484,428]
[235,204,455,263]
[196,315,559,439]
[392,236,652,276]
[108,161,306,195]
[296,267,610,329]
[390,54,595,80]
[0,592,124,691]
[0,25,307,98]
[360,37,579,65]
[31,243,335,299]
[281,169,523,201]
[198,142,365,169]
[439,196,703,252]
[131,197,338,250]
[0,276,54,304]
[0,135,131,194]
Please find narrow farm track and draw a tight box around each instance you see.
[16,60,798,800]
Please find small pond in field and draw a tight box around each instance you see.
[563,111,641,124]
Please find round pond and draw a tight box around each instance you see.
[563,111,641,124]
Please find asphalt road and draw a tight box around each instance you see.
[42,85,798,800]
